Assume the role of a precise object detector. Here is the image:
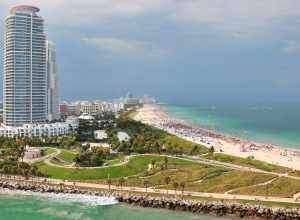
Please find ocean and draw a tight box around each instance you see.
[0,191,230,220]
[162,103,300,149]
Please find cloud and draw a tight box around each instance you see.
[0,0,166,26]
[281,40,300,54]
[81,37,173,58]
[2,0,300,43]
[169,0,300,40]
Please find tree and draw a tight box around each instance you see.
[180,181,185,199]
[143,180,150,193]
[118,177,125,190]
[190,145,199,155]
[173,181,179,196]
[150,159,156,167]
[209,146,215,155]
[164,176,171,195]
[106,179,112,191]
[164,156,168,169]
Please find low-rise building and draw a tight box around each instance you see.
[117,131,130,142]
[0,122,71,138]
[66,116,79,130]
[24,147,42,159]
[94,130,108,140]
[78,113,95,120]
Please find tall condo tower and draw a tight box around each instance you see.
[4,5,47,126]
[46,41,60,121]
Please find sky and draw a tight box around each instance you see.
[1,0,300,105]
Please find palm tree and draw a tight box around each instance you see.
[164,156,168,170]
[118,177,125,190]
[209,146,215,155]
[164,176,171,196]
[173,181,179,196]
[150,159,156,168]
[180,181,185,199]
[107,179,112,191]
[143,180,150,193]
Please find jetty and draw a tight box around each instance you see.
[0,175,300,219]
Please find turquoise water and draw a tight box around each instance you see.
[0,193,230,220]
[163,103,300,149]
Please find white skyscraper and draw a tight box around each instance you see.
[4,5,47,126]
[46,41,60,121]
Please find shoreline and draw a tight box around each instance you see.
[0,177,300,219]
[134,104,300,170]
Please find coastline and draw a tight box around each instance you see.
[134,104,300,171]
[0,177,300,219]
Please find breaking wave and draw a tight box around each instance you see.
[0,188,118,206]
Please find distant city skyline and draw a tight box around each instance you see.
[1,1,300,104]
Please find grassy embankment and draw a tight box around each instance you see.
[205,153,300,176]
[232,177,300,198]
[44,148,57,156]
[37,154,276,194]
[109,165,275,194]
[56,150,77,163]
[36,155,191,180]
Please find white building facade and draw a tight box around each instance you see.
[46,41,60,121]
[4,5,47,126]
[0,122,70,138]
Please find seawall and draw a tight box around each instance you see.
[0,178,299,219]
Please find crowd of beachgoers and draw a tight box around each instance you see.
[134,104,300,171]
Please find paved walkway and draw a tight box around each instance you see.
[1,175,299,204]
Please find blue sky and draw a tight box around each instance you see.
[1,0,300,104]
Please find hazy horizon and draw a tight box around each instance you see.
[1,1,300,104]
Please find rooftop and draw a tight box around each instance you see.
[10,5,40,14]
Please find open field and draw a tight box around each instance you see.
[163,135,208,155]
[56,149,77,163]
[43,154,279,196]
[104,163,229,187]
[114,166,275,194]
[204,153,297,174]
[232,177,300,198]
[36,155,193,180]
[44,148,56,156]
[184,171,275,193]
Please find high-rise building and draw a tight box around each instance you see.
[46,41,60,121]
[3,5,47,126]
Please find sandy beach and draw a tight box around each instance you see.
[134,104,300,171]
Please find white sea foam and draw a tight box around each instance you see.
[0,188,118,206]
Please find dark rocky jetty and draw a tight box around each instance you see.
[0,179,300,219]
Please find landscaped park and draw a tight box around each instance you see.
[1,111,300,207]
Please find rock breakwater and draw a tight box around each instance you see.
[0,179,300,219]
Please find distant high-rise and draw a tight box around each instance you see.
[46,41,60,121]
[3,5,47,126]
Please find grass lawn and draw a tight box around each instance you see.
[232,177,300,198]
[44,148,57,156]
[56,150,77,163]
[115,164,228,188]
[184,171,275,193]
[36,155,193,180]
[205,153,291,173]
[163,135,208,155]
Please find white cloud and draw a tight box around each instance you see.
[81,37,173,58]
[169,0,300,40]
[0,0,166,26]
[2,0,300,43]
[281,40,300,54]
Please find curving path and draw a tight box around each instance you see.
[2,174,299,204]
[224,177,279,195]
[31,150,300,182]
